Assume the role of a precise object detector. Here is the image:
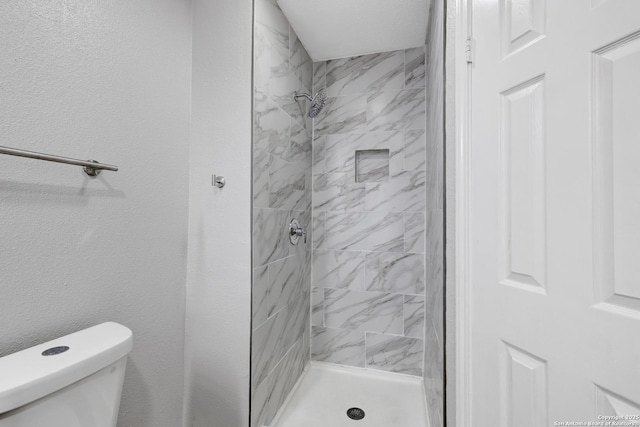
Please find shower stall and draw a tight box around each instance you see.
[250,0,444,425]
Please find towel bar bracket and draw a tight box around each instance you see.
[83,160,102,177]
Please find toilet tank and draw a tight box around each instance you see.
[0,322,133,427]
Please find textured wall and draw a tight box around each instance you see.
[310,48,433,377]
[0,1,191,426]
[424,0,445,426]
[251,0,314,425]
[184,0,254,426]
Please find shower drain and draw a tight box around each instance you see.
[346,407,365,421]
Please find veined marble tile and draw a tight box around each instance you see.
[355,149,389,183]
[424,1,444,423]
[405,129,427,171]
[432,280,444,349]
[313,61,327,90]
[424,209,443,352]
[312,287,324,326]
[367,88,426,132]
[254,91,290,151]
[311,326,365,367]
[314,94,367,136]
[269,120,311,165]
[255,0,289,60]
[312,134,354,175]
[290,28,313,93]
[324,288,403,334]
[324,211,404,252]
[326,51,405,97]
[425,319,443,374]
[292,120,312,155]
[313,131,403,176]
[364,169,427,212]
[252,288,309,389]
[253,93,284,200]
[254,255,304,327]
[304,173,313,213]
[252,266,270,326]
[404,295,426,339]
[405,47,426,88]
[254,92,289,208]
[301,251,313,288]
[254,25,272,95]
[426,132,444,210]
[251,333,308,427]
[425,209,443,302]
[251,305,289,390]
[313,173,365,211]
[269,42,310,129]
[251,370,271,427]
[426,220,444,340]
[425,8,444,223]
[269,156,306,210]
[434,409,444,427]
[365,333,423,376]
[423,325,444,425]
[302,329,311,364]
[253,153,270,209]
[254,208,290,267]
[312,211,326,250]
[404,212,426,253]
[356,131,405,174]
[354,130,404,150]
[312,250,365,290]
[364,252,425,295]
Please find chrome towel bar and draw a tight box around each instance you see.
[0,145,118,177]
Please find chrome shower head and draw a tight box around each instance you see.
[294,88,327,118]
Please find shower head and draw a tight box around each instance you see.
[294,88,327,118]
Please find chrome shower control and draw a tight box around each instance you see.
[212,175,226,188]
[289,219,307,245]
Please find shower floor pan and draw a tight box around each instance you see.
[269,362,430,427]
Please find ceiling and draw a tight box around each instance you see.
[277,0,431,62]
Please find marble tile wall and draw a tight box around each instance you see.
[311,47,437,379]
[423,0,445,426]
[251,0,313,425]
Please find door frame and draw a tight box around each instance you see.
[445,0,472,425]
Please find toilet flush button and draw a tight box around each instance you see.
[41,346,70,356]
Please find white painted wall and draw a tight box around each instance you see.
[184,0,254,426]
[0,1,192,427]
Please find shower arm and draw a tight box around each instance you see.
[293,93,314,102]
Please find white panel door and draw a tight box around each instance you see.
[470,0,640,424]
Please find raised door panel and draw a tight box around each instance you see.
[593,32,640,317]
[596,385,640,416]
[499,341,548,427]
[499,76,547,294]
[501,0,546,57]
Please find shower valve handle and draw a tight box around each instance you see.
[289,220,307,244]
[290,226,307,243]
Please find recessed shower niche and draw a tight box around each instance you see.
[355,149,390,183]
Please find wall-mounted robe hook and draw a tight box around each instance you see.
[212,175,225,188]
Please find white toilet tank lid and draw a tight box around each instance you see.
[0,322,133,415]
